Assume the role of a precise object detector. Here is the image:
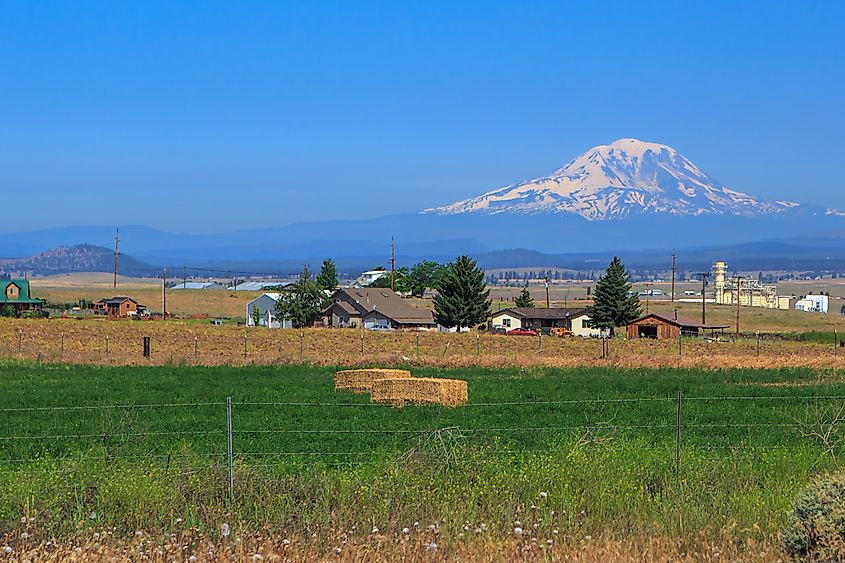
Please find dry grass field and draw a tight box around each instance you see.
[1,317,844,370]
[30,273,259,318]
[0,530,784,562]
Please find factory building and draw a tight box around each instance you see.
[712,261,792,310]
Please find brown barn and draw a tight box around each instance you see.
[626,312,729,339]
[92,296,147,318]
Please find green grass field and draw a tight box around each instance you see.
[2,362,844,543]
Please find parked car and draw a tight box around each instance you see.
[507,328,538,336]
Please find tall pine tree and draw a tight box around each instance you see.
[315,259,339,291]
[433,255,491,330]
[514,286,535,308]
[586,257,641,336]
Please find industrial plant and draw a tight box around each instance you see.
[712,261,793,310]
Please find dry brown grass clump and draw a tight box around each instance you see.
[334,368,411,393]
[371,376,468,407]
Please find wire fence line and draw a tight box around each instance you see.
[1,324,843,369]
[4,392,845,485]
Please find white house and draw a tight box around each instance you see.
[351,269,389,288]
[246,293,293,328]
[795,294,829,314]
[490,307,603,337]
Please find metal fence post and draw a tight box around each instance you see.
[143,336,151,359]
[678,334,682,357]
[416,332,420,357]
[105,335,109,355]
[476,333,480,355]
[537,331,542,352]
[17,329,22,353]
[60,332,64,357]
[243,334,247,361]
[360,332,364,355]
[226,397,234,498]
[757,331,761,357]
[675,390,683,478]
[835,329,838,358]
[194,336,198,360]
[300,331,304,362]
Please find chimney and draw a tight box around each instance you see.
[674,309,678,321]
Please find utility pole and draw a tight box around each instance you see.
[733,275,746,340]
[391,239,396,291]
[671,249,676,303]
[113,228,120,289]
[162,268,167,320]
[545,276,550,308]
[645,282,652,314]
[696,272,710,325]
[183,265,187,289]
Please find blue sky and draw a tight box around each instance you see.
[1,1,843,233]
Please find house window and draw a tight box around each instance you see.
[503,318,511,328]
[6,285,19,299]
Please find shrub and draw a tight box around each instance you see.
[784,472,845,561]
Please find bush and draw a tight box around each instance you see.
[784,472,845,561]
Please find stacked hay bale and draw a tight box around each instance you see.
[371,377,468,407]
[334,368,411,393]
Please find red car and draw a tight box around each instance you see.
[507,328,538,336]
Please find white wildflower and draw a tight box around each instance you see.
[220,523,230,538]
[514,520,522,527]
[514,527,523,536]
[371,527,379,534]
[401,527,409,534]
[20,533,28,540]
[3,547,12,554]
[89,511,97,520]
[282,539,290,546]
[427,524,436,532]
[426,542,438,551]
[413,521,420,528]
[176,518,183,524]
[188,557,197,562]
[20,517,27,524]
[553,529,559,535]
[585,535,592,541]
[479,523,487,531]
[335,547,342,554]
[252,554,264,561]
[540,491,548,498]
[93,532,100,541]
[135,530,144,538]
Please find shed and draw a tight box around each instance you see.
[626,312,729,340]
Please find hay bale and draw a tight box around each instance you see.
[334,368,411,393]
[371,377,468,407]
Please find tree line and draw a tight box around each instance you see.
[270,254,641,336]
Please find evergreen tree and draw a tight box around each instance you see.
[252,305,261,326]
[514,287,535,308]
[315,259,339,291]
[275,266,327,328]
[586,257,641,336]
[433,256,491,329]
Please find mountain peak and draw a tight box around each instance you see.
[425,140,797,221]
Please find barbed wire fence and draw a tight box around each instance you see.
[3,394,845,497]
[1,326,843,367]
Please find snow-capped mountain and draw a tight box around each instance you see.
[425,138,799,220]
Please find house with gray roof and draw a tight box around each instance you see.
[323,288,435,330]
